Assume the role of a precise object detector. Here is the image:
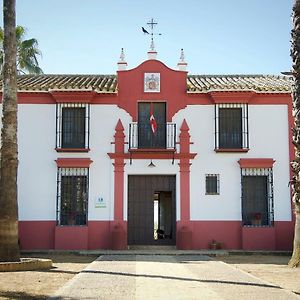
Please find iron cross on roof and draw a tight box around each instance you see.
[142,18,162,50]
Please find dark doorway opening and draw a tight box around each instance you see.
[154,191,173,241]
[128,175,176,245]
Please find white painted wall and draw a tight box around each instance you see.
[173,104,292,221]
[17,104,133,221]
[249,105,291,221]
[15,101,292,223]
[18,104,57,220]
[88,105,131,221]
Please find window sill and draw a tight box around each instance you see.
[129,148,176,153]
[56,148,90,153]
[215,148,249,153]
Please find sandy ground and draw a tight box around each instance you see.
[0,253,97,299]
[0,253,299,299]
[214,254,300,296]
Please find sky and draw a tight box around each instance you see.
[0,0,293,75]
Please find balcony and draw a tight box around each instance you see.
[129,122,176,150]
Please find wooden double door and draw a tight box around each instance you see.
[128,175,176,245]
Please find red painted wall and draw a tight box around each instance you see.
[117,60,188,121]
[88,221,111,249]
[18,220,293,250]
[19,221,56,250]
[55,226,88,250]
[275,221,294,250]
[191,221,242,250]
[242,227,275,250]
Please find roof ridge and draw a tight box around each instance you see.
[16,74,116,77]
[188,74,288,78]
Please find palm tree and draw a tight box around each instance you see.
[0,0,20,262]
[289,0,300,268]
[0,25,42,75]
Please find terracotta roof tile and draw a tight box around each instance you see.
[187,74,292,93]
[0,74,292,94]
[11,74,118,93]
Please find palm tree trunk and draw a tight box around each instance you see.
[289,0,300,268]
[0,0,20,262]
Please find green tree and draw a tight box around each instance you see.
[0,0,20,261]
[0,25,42,75]
[289,0,300,268]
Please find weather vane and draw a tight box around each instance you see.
[142,18,162,50]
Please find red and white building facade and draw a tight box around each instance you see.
[4,48,294,251]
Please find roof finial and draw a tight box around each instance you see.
[177,48,188,71]
[142,18,161,60]
[148,37,157,60]
[150,38,155,52]
[117,48,127,71]
[180,48,185,62]
[119,48,125,62]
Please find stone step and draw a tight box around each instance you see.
[128,245,176,250]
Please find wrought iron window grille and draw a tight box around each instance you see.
[241,167,274,227]
[205,174,220,195]
[56,103,90,150]
[215,103,249,150]
[56,167,89,226]
[129,122,176,150]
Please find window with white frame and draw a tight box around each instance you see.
[205,174,220,195]
[56,167,89,226]
[56,103,90,150]
[241,168,274,226]
[215,103,249,150]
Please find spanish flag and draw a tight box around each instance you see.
[150,103,157,134]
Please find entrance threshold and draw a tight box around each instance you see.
[128,245,176,251]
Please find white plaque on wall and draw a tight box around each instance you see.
[144,73,160,92]
[95,197,106,208]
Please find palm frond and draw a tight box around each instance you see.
[0,25,42,75]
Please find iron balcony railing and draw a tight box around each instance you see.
[129,122,176,150]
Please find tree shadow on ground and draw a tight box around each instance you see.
[81,269,282,290]
[0,290,48,299]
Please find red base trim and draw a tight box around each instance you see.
[242,226,275,250]
[189,221,293,250]
[88,221,112,249]
[55,226,88,250]
[190,221,242,249]
[18,220,293,251]
[19,221,56,250]
[275,221,295,250]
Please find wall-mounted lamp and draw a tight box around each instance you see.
[148,159,156,168]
